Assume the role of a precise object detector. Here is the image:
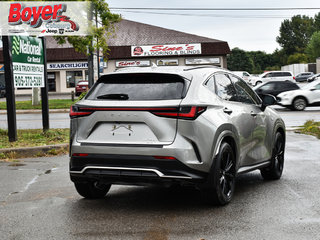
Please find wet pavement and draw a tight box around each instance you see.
[0,131,320,239]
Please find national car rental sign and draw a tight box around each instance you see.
[11,36,45,88]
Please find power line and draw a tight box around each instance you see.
[110,7,320,11]
[113,10,293,19]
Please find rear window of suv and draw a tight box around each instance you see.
[86,73,188,101]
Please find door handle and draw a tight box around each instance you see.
[223,108,233,114]
[251,111,257,117]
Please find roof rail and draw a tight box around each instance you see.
[183,65,223,71]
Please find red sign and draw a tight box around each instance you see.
[8,3,78,31]
[116,60,151,68]
[131,43,201,57]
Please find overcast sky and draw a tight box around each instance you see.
[107,0,320,53]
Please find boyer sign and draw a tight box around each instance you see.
[11,36,45,88]
[0,1,89,36]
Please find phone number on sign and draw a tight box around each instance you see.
[14,75,44,88]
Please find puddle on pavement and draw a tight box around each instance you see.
[9,191,20,195]
[8,163,26,167]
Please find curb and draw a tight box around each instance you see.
[0,143,69,158]
[0,109,69,115]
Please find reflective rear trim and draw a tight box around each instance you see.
[79,107,178,111]
[69,166,193,179]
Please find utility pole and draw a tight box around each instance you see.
[88,4,94,88]
[2,36,17,142]
[96,10,100,79]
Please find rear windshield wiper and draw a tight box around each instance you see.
[96,93,129,100]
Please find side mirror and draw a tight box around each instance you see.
[261,94,277,111]
[310,87,316,91]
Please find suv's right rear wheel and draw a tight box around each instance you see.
[260,132,284,180]
[74,182,111,199]
[203,142,236,205]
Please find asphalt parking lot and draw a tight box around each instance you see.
[0,131,320,240]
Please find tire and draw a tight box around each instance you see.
[292,97,307,111]
[261,132,285,180]
[202,142,236,205]
[74,182,111,199]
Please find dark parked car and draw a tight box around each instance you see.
[253,80,300,99]
[295,72,314,82]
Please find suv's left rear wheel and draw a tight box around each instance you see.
[74,182,111,199]
[203,142,236,205]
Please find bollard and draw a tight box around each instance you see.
[71,91,75,102]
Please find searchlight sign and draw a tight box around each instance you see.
[11,36,45,88]
[0,1,90,36]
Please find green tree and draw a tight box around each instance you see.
[227,48,253,72]
[287,53,309,64]
[276,15,314,56]
[271,48,288,67]
[306,31,320,62]
[314,13,320,32]
[247,51,275,73]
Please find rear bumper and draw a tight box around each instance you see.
[69,154,208,185]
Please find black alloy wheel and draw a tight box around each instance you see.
[203,142,236,205]
[261,132,285,180]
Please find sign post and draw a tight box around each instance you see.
[40,37,49,131]
[2,36,17,142]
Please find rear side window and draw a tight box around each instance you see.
[277,82,299,90]
[213,73,237,101]
[86,73,188,100]
[281,72,292,77]
[273,72,283,77]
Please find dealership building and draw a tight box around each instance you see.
[0,19,230,94]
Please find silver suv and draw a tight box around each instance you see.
[69,66,286,205]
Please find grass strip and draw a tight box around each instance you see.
[0,128,69,149]
[295,120,320,139]
[0,99,75,110]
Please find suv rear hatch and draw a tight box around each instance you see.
[71,73,191,146]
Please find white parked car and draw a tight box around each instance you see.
[233,71,252,83]
[249,71,295,86]
[277,79,320,110]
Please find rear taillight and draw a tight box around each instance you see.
[69,106,93,118]
[153,156,176,160]
[293,76,296,80]
[72,153,88,157]
[69,106,206,120]
[151,106,206,120]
